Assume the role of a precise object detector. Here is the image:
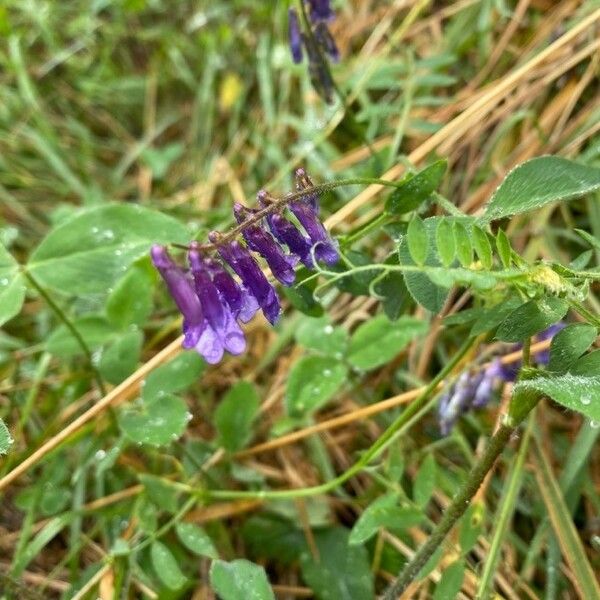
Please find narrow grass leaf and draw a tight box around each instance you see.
[532,440,600,600]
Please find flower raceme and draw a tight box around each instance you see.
[288,1,339,102]
[151,170,339,364]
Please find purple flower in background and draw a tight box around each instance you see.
[314,21,339,62]
[286,0,339,103]
[307,0,335,22]
[288,8,303,64]
[438,322,566,434]
[233,203,299,286]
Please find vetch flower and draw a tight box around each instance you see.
[289,198,339,266]
[150,245,204,349]
[288,8,303,64]
[314,21,339,62]
[233,203,298,286]
[210,233,281,325]
[438,321,566,434]
[307,0,335,22]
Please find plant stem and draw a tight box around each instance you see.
[23,270,107,396]
[383,422,516,599]
[171,177,406,252]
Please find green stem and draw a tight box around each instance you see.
[477,414,534,600]
[383,422,516,599]
[23,270,107,396]
[570,300,600,328]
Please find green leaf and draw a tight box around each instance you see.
[481,156,600,222]
[0,274,25,327]
[28,203,188,294]
[282,267,324,317]
[99,329,143,385]
[495,297,568,342]
[385,159,447,215]
[0,243,25,327]
[433,559,465,600]
[435,218,455,267]
[453,221,472,267]
[242,516,308,565]
[106,259,155,329]
[347,315,426,371]
[374,256,410,321]
[295,316,348,357]
[399,217,449,313]
[301,528,374,600]
[413,454,437,507]
[143,352,205,402]
[470,295,523,337]
[407,215,428,266]
[119,394,190,446]
[215,381,260,452]
[139,474,180,513]
[0,418,13,455]
[495,229,512,268]
[570,349,600,376]
[210,559,275,600]
[176,523,218,559]
[472,225,493,269]
[151,540,188,590]
[515,375,600,421]
[574,228,600,251]
[46,315,116,358]
[349,494,424,545]
[286,356,347,418]
[548,323,597,372]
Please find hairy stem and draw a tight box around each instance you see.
[171,177,406,252]
[23,270,107,396]
[383,422,516,598]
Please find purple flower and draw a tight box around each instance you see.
[150,245,204,349]
[233,203,298,286]
[288,8,303,64]
[302,32,335,104]
[186,249,246,364]
[188,249,225,331]
[307,0,335,22]
[210,233,281,325]
[314,21,339,62]
[289,200,339,266]
[257,190,314,269]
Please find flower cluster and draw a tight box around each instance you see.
[151,169,339,364]
[288,1,339,103]
[438,322,565,434]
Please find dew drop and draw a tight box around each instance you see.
[590,420,600,429]
[581,395,591,406]
[323,325,334,334]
